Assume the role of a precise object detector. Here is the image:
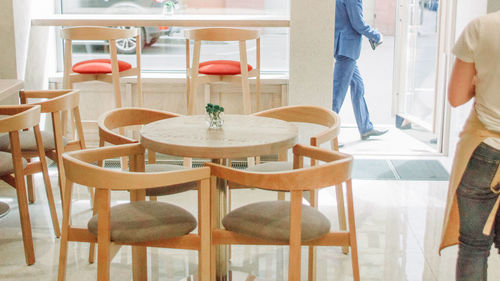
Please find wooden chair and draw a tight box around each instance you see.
[207,144,359,281]
[89,107,198,263]
[185,28,260,115]
[57,143,211,281]
[61,26,143,136]
[13,90,89,206]
[97,107,196,196]
[0,104,60,265]
[230,106,347,259]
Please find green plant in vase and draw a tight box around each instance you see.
[205,103,224,129]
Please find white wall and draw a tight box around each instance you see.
[289,0,334,107]
[0,0,55,88]
[0,0,18,79]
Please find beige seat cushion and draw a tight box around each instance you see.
[0,130,67,152]
[145,164,197,196]
[88,201,196,243]
[222,201,330,243]
[0,151,27,176]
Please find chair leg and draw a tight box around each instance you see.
[11,132,35,265]
[58,180,74,281]
[89,192,98,264]
[308,190,318,281]
[15,174,35,265]
[96,189,111,281]
[336,184,349,254]
[26,164,35,203]
[34,126,61,237]
[346,180,360,281]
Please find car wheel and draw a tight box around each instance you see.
[115,27,146,54]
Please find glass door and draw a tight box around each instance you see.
[394,0,441,131]
[393,0,453,154]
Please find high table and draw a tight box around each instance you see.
[140,114,298,280]
[0,79,23,218]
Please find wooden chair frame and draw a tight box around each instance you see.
[19,90,89,206]
[207,144,359,281]
[0,105,60,265]
[57,143,211,281]
[61,26,143,138]
[185,28,260,115]
[230,105,346,280]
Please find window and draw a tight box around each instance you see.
[59,0,289,73]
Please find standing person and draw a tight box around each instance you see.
[333,0,388,140]
[440,10,500,281]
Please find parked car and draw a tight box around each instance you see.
[71,0,174,53]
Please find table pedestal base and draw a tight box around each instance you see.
[0,202,10,218]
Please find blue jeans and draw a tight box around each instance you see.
[456,142,500,281]
[332,55,374,134]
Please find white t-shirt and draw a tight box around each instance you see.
[453,11,500,149]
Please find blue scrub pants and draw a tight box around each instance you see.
[333,55,373,134]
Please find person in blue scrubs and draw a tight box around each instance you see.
[333,0,388,140]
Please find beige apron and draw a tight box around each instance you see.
[440,109,500,253]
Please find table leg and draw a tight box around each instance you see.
[213,159,228,281]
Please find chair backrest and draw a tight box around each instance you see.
[185,28,259,41]
[61,26,139,40]
[20,90,80,114]
[253,105,340,147]
[63,143,210,190]
[97,107,180,145]
[0,105,41,133]
[207,144,352,191]
[19,90,85,149]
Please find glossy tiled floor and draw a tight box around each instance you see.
[1,168,499,280]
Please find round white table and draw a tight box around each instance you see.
[141,114,298,280]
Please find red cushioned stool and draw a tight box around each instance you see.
[60,27,143,144]
[72,59,132,74]
[185,28,261,115]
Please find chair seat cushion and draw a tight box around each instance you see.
[145,164,197,196]
[0,151,27,176]
[0,131,67,152]
[198,60,253,75]
[72,59,132,74]
[88,201,197,243]
[222,201,331,243]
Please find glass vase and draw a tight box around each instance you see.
[207,113,224,129]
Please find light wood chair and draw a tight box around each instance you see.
[14,90,89,206]
[0,104,60,265]
[97,107,195,189]
[57,143,211,281]
[90,107,198,262]
[207,144,359,281]
[185,28,260,115]
[229,105,348,264]
[61,26,143,136]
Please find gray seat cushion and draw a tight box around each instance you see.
[0,130,67,152]
[222,201,331,243]
[145,164,197,196]
[88,201,197,243]
[0,151,27,176]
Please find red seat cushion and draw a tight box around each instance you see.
[72,59,132,74]
[198,60,253,75]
